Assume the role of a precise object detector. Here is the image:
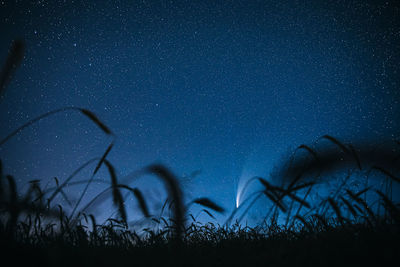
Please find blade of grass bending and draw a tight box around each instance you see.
[284,198,295,228]
[0,160,3,197]
[47,177,72,207]
[375,190,400,223]
[77,186,112,216]
[104,160,127,223]
[188,214,196,222]
[320,135,350,154]
[117,184,150,218]
[196,209,216,220]
[45,179,109,193]
[287,173,308,191]
[290,185,313,228]
[348,144,362,170]
[257,177,288,205]
[93,143,114,175]
[320,173,351,216]
[6,175,18,232]
[69,143,114,220]
[287,192,311,209]
[132,188,149,217]
[190,198,225,213]
[0,107,76,147]
[48,157,99,202]
[79,109,113,135]
[346,189,376,224]
[327,198,343,224]
[263,190,287,212]
[151,218,160,224]
[0,107,112,147]
[339,196,358,219]
[58,189,72,207]
[145,164,184,241]
[355,186,372,198]
[257,177,276,191]
[23,180,39,203]
[237,192,264,224]
[338,173,353,196]
[298,144,319,162]
[159,198,169,218]
[7,175,17,203]
[287,182,316,194]
[0,39,25,98]
[371,166,400,183]
[89,214,97,236]
[160,217,169,227]
[78,184,146,226]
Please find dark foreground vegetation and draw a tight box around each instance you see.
[1,213,399,267]
[1,40,399,266]
[1,218,399,267]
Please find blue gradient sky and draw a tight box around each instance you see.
[0,0,399,225]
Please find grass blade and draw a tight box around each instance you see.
[80,109,112,135]
[372,166,400,183]
[104,160,126,223]
[191,198,225,213]
[0,39,25,97]
[146,164,184,241]
[321,135,350,154]
[118,185,150,218]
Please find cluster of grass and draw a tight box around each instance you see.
[0,191,398,267]
[1,40,399,266]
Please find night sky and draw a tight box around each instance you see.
[0,0,399,226]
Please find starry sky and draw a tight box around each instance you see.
[0,0,399,225]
